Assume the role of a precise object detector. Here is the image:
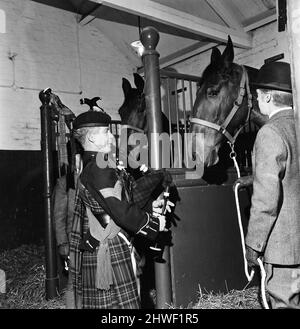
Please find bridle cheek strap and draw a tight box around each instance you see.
[190,66,252,145]
[189,118,235,144]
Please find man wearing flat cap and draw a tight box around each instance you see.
[69,109,169,309]
[244,61,300,309]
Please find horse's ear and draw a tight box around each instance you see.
[133,73,145,93]
[122,78,132,97]
[221,35,234,65]
[210,47,222,67]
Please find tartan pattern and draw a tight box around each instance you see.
[69,186,84,304]
[81,235,140,309]
[69,180,140,309]
[132,169,172,209]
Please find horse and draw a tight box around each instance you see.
[119,73,182,172]
[118,73,147,133]
[189,36,267,177]
[119,73,171,135]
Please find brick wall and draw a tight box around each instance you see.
[0,0,135,151]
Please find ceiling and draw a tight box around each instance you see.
[31,0,278,69]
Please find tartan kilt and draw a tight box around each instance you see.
[69,182,140,309]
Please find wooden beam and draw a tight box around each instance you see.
[204,0,243,29]
[159,42,217,69]
[137,42,217,73]
[79,3,102,26]
[244,14,277,32]
[79,13,96,26]
[76,3,141,67]
[89,0,252,48]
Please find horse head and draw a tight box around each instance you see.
[189,36,266,168]
[118,73,146,133]
[118,73,172,167]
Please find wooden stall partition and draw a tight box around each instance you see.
[170,178,257,307]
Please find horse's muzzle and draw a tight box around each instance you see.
[206,148,219,167]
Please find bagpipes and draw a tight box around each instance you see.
[149,184,172,263]
[103,144,175,261]
[114,146,174,209]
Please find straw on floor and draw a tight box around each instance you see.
[0,244,261,309]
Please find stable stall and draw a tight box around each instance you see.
[0,0,297,309]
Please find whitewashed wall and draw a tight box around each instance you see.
[172,21,290,78]
[0,0,290,151]
[0,0,135,150]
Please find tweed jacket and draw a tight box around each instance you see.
[246,109,300,265]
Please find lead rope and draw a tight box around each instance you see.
[228,142,269,309]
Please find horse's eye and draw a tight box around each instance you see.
[207,88,219,97]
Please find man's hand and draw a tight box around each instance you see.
[117,160,125,171]
[233,175,253,190]
[245,245,261,268]
[157,214,166,232]
[152,194,174,232]
[152,198,174,215]
[140,164,148,173]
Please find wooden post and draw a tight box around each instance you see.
[39,90,59,300]
[140,26,173,309]
[141,26,163,169]
[287,0,300,165]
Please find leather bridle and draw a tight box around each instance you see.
[190,65,253,145]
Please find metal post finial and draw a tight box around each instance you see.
[140,26,159,51]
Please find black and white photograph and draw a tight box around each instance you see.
[0,0,299,318]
